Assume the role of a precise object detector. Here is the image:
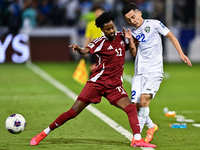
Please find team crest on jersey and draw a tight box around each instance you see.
[144,27,150,33]
[88,43,95,48]
[120,41,125,47]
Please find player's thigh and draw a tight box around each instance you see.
[142,74,163,99]
[131,75,143,103]
[105,85,128,105]
[77,82,103,104]
[115,97,132,110]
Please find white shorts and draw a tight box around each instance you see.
[131,73,163,103]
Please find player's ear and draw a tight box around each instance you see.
[139,11,142,17]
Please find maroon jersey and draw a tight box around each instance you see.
[86,32,126,88]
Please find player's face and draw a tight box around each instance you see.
[124,9,143,28]
[102,20,115,40]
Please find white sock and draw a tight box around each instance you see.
[44,126,51,135]
[134,133,142,140]
[146,116,154,128]
[137,107,150,133]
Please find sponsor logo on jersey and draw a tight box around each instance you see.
[145,26,150,33]
[88,43,95,48]
[108,45,113,50]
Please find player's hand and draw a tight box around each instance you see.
[69,43,80,52]
[180,54,192,66]
[123,27,132,40]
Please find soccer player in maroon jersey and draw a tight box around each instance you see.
[30,11,156,148]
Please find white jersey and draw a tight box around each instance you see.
[131,19,170,75]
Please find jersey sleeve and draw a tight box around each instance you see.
[86,37,105,54]
[154,20,170,36]
[124,38,129,44]
[86,42,95,54]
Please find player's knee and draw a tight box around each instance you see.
[140,99,150,107]
[124,103,137,114]
[133,103,140,111]
[140,95,151,107]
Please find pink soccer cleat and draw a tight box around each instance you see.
[30,130,47,145]
[145,123,159,143]
[131,138,157,148]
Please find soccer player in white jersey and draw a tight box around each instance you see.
[121,2,192,143]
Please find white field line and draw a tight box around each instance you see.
[26,62,154,150]
[192,124,200,127]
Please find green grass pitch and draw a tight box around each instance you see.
[0,61,200,150]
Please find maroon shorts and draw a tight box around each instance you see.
[77,81,128,106]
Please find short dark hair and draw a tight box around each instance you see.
[95,11,115,29]
[91,5,104,12]
[121,2,139,16]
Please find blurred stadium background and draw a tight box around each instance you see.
[0,0,200,64]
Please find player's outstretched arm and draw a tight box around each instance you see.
[166,31,192,66]
[69,43,90,55]
[123,27,137,57]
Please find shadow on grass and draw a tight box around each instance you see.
[45,137,129,146]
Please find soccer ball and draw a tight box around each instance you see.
[5,114,26,134]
